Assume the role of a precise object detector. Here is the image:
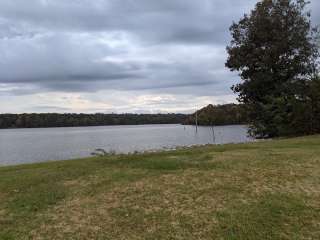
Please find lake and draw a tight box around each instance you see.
[0,124,252,166]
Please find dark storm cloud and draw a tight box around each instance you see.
[0,0,318,97]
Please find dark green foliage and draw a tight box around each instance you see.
[226,0,319,138]
[308,75,320,132]
[184,104,248,126]
[0,113,187,129]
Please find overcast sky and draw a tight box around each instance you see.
[0,0,319,113]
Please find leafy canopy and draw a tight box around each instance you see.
[226,0,319,138]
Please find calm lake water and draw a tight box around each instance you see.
[0,124,252,166]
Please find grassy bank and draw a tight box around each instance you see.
[0,136,320,239]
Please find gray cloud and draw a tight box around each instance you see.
[0,0,319,112]
[0,1,256,42]
[30,106,72,112]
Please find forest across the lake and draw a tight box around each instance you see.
[0,104,248,129]
[0,113,187,129]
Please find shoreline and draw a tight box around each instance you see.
[0,140,257,168]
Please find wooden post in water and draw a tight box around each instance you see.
[195,110,198,133]
[211,123,215,144]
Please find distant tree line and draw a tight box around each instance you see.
[0,103,250,129]
[183,104,248,126]
[0,113,187,129]
[226,0,320,138]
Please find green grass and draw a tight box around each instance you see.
[0,135,320,239]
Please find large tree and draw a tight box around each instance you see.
[226,0,319,138]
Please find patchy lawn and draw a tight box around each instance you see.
[0,135,320,239]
